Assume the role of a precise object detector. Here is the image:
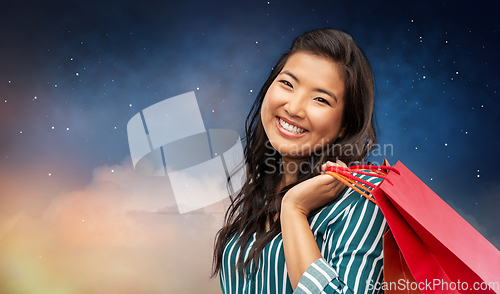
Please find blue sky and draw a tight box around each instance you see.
[0,0,498,291]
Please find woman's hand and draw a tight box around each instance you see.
[281,160,347,216]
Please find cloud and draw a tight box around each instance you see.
[0,157,228,293]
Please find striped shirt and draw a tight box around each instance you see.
[220,173,385,294]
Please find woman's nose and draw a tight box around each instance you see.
[283,94,306,118]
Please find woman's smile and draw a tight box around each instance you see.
[276,116,308,137]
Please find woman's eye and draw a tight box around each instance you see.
[314,97,331,105]
[279,80,293,88]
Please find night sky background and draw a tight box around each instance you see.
[0,0,498,293]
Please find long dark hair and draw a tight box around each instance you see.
[211,28,376,279]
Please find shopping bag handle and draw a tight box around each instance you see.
[349,165,400,175]
[325,164,400,204]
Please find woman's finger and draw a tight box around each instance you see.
[336,159,347,168]
[321,160,346,174]
[321,161,334,173]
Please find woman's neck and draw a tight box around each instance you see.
[280,156,306,187]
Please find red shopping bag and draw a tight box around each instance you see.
[382,227,422,293]
[326,161,500,294]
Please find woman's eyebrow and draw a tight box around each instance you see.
[280,70,338,103]
[280,70,299,83]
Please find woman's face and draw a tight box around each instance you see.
[261,51,346,159]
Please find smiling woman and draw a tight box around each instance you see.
[212,29,383,294]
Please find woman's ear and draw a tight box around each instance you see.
[338,126,347,139]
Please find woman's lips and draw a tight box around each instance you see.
[275,117,308,138]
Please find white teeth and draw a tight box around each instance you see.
[279,118,305,134]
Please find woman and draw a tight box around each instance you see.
[212,28,385,294]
